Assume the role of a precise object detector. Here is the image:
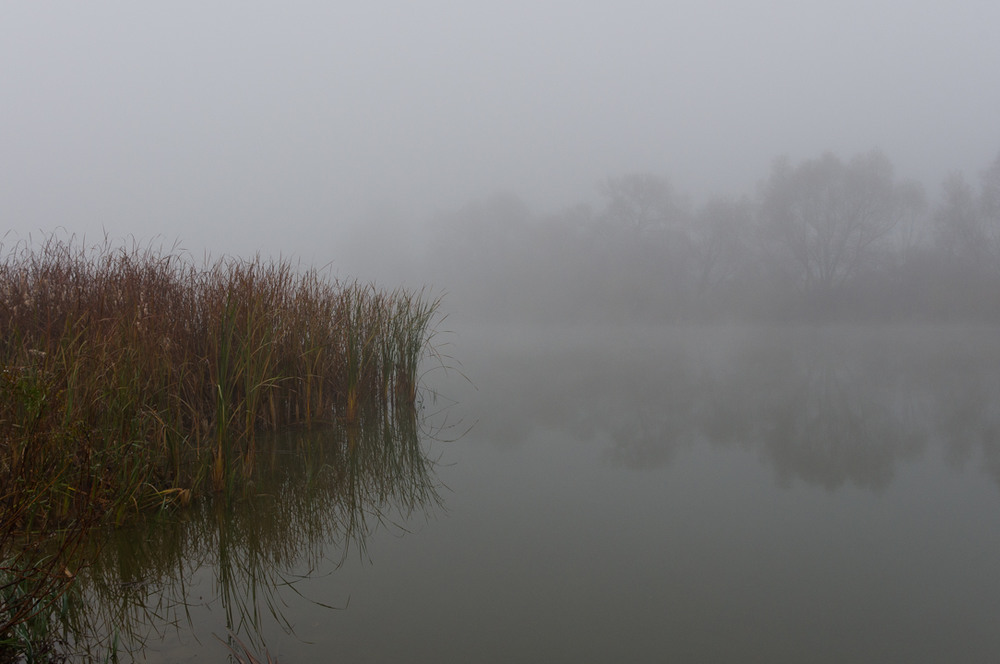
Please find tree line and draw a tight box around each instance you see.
[420,149,1000,323]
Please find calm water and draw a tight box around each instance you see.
[71,324,1000,662]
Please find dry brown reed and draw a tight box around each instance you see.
[1,233,442,656]
[0,234,441,528]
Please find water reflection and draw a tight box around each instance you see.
[462,324,1000,491]
[61,406,442,661]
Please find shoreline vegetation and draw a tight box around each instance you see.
[0,234,443,659]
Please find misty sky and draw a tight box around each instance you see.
[2,1,998,272]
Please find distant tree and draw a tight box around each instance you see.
[688,195,754,294]
[934,173,983,262]
[935,152,1000,271]
[885,179,928,264]
[599,172,684,237]
[594,172,692,318]
[759,150,922,295]
[983,153,1000,207]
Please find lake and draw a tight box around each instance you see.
[69,323,1000,662]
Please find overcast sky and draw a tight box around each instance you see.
[2,1,999,270]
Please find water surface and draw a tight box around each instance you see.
[75,324,1000,662]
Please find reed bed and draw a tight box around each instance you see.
[0,234,442,657]
[0,234,441,521]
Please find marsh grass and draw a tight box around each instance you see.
[0,234,442,658]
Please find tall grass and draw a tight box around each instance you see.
[0,234,441,517]
[0,234,442,656]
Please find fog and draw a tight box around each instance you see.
[3,2,1000,319]
[8,7,1000,659]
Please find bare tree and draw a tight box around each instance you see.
[599,172,684,237]
[689,195,754,294]
[935,173,983,263]
[934,152,1000,271]
[595,173,691,317]
[760,150,922,295]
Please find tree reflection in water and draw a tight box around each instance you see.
[56,404,443,661]
[461,324,1000,492]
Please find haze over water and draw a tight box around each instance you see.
[4,2,1000,661]
[2,2,999,265]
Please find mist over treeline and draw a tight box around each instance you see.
[363,148,1000,324]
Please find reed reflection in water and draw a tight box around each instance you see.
[59,404,443,662]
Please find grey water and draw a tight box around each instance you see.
[75,323,1000,662]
